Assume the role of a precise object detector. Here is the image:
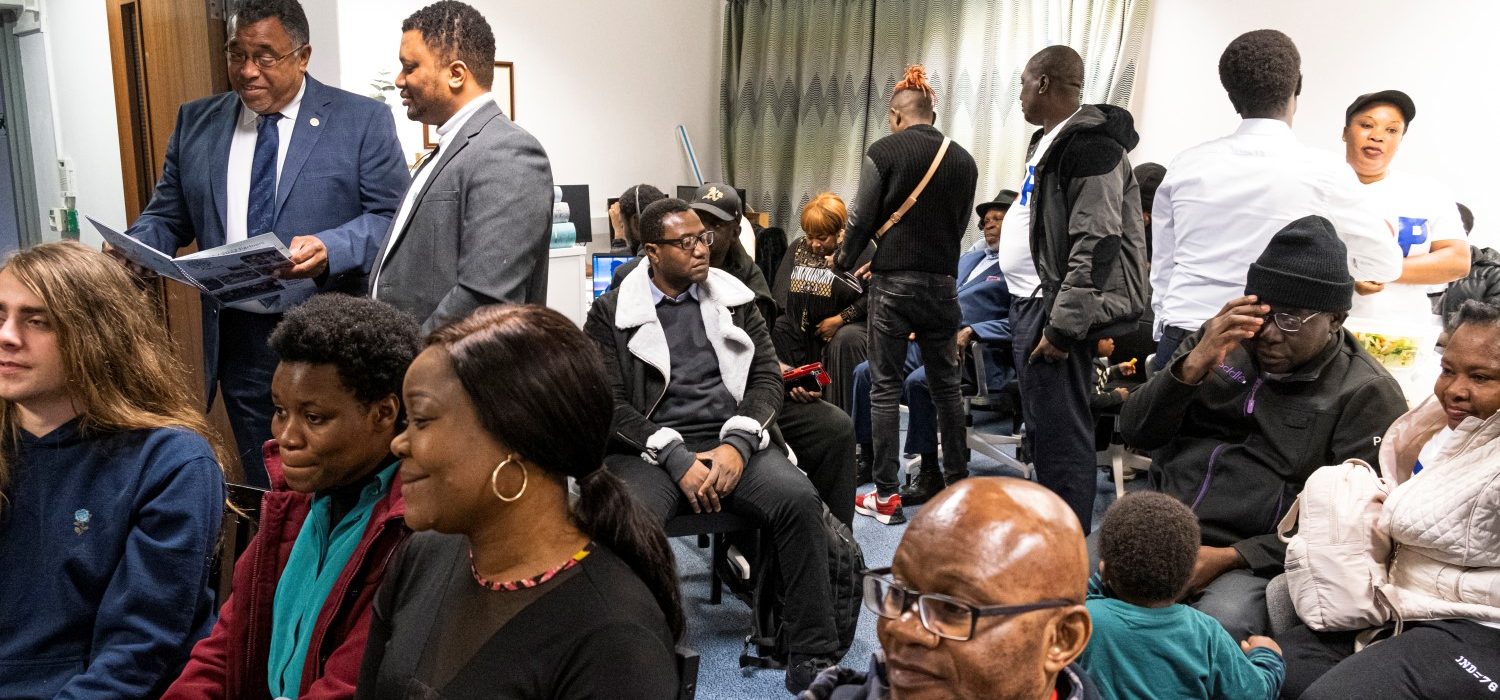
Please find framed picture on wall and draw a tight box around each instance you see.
[424,61,516,148]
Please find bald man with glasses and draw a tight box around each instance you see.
[801,477,1100,700]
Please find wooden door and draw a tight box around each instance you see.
[106,0,239,477]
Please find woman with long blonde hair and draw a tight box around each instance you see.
[0,242,227,698]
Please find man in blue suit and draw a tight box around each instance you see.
[122,0,408,486]
[850,190,1018,503]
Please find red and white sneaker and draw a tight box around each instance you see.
[854,490,906,525]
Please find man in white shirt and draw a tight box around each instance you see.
[122,0,408,486]
[1149,29,1404,371]
[371,1,554,331]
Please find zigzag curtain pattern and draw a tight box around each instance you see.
[721,0,1149,246]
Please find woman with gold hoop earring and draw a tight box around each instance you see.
[358,305,682,698]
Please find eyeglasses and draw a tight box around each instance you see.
[225,44,306,69]
[1266,311,1323,333]
[862,568,1076,641]
[652,231,715,252]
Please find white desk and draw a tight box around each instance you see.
[546,245,589,327]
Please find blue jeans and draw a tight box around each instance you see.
[1011,296,1096,531]
[1152,324,1191,373]
[217,309,279,488]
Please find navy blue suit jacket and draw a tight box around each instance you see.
[128,76,409,393]
[957,249,1013,388]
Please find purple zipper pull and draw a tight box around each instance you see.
[1245,377,1264,415]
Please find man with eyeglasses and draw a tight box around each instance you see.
[1119,216,1406,640]
[121,0,408,487]
[801,477,1099,700]
[586,198,841,693]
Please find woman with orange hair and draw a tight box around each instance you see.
[772,192,872,415]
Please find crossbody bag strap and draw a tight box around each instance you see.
[875,136,951,241]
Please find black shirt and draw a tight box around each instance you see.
[356,532,677,699]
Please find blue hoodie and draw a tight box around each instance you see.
[0,419,224,699]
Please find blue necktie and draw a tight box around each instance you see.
[247,112,283,237]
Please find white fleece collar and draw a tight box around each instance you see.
[615,259,758,401]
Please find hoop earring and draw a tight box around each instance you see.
[490,456,528,502]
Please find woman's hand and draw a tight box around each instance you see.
[817,315,845,342]
[1185,545,1247,595]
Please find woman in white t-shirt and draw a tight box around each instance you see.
[1341,90,1470,399]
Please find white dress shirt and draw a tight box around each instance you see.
[372,93,491,297]
[225,80,305,245]
[1150,119,1404,336]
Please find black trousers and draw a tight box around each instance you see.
[606,449,838,656]
[867,271,966,495]
[779,399,856,527]
[217,309,281,488]
[1010,296,1097,531]
[1280,619,1500,699]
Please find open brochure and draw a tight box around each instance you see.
[89,217,315,314]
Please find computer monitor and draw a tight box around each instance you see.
[557,184,592,243]
[592,254,634,298]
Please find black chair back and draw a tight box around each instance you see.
[213,483,268,604]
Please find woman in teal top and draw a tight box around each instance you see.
[165,295,424,700]
[1081,493,1284,700]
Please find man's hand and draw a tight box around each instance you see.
[1185,545,1247,595]
[102,242,157,280]
[855,262,873,281]
[788,386,822,403]
[697,444,745,502]
[1241,636,1282,656]
[1178,295,1268,385]
[677,461,715,513]
[608,202,625,242]
[1028,335,1069,364]
[956,326,976,350]
[280,236,329,279]
[817,315,845,342]
[1355,281,1385,296]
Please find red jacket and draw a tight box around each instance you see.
[163,441,409,700]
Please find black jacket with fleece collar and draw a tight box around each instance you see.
[585,258,784,480]
[1028,103,1149,347]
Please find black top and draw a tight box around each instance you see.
[837,124,979,276]
[772,237,869,365]
[355,532,677,700]
[653,293,740,445]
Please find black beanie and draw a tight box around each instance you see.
[1244,215,1353,312]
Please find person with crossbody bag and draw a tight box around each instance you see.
[833,65,978,525]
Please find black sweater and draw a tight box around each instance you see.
[837,124,979,276]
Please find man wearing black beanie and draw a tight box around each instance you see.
[1117,215,1407,640]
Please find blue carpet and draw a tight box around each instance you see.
[680,413,1145,698]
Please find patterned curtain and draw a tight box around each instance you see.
[722,0,1150,244]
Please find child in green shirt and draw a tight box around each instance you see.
[1081,493,1284,700]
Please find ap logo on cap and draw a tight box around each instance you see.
[704,187,724,202]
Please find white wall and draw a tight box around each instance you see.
[327,0,723,239]
[1131,0,1498,247]
[18,0,127,247]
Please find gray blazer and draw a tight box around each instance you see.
[373,99,554,331]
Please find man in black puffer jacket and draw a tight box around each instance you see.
[1003,46,1148,532]
[1439,244,1500,323]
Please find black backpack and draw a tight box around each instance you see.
[730,504,864,669]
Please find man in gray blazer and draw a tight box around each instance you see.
[372,1,553,331]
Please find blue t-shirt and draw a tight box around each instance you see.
[1080,579,1284,700]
